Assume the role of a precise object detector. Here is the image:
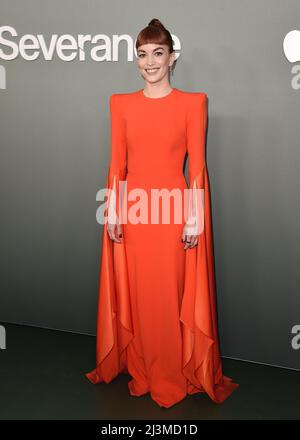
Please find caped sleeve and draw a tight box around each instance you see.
[106,94,127,224]
[184,93,207,236]
[187,92,207,186]
[180,92,239,402]
[85,94,133,385]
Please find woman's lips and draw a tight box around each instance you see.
[145,68,160,75]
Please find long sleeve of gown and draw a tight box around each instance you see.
[180,93,239,402]
[85,94,134,384]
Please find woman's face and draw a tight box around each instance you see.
[136,43,175,85]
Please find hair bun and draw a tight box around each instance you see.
[148,18,165,29]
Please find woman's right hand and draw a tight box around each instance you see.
[107,216,123,243]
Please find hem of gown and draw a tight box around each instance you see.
[85,365,239,408]
[85,322,239,407]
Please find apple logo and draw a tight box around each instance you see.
[283,30,300,63]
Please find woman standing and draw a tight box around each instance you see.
[85,18,239,408]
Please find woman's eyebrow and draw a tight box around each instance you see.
[137,47,165,53]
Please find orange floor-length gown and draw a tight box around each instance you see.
[85,88,239,408]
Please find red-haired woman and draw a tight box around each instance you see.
[85,18,239,408]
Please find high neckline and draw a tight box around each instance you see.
[140,88,177,101]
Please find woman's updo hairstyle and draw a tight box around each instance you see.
[135,18,177,76]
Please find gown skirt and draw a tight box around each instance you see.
[85,88,239,408]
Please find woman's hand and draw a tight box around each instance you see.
[107,216,123,243]
[181,220,199,249]
[181,230,198,249]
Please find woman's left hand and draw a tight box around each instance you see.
[181,229,198,249]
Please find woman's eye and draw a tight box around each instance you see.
[155,52,163,56]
